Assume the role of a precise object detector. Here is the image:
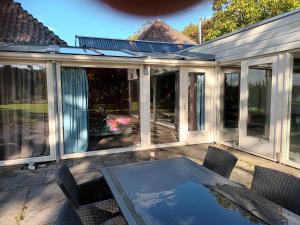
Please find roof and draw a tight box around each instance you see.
[182,7,300,52]
[0,42,214,61]
[137,19,197,45]
[76,36,195,53]
[0,0,67,46]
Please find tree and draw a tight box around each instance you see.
[181,19,213,43]
[182,23,199,43]
[203,0,300,41]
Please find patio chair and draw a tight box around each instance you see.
[56,200,127,225]
[56,164,113,207]
[203,146,238,178]
[251,166,300,215]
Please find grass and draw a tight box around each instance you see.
[0,103,48,114]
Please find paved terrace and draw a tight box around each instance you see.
[1,144,300,225]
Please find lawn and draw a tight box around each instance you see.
[0,103,48,114]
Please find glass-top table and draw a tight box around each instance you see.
[100,157,300,225]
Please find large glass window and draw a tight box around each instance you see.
[0,64,49,160]
[188,73,205,131]
[247,64,272,140]
[150,67,179,144]
[289,57,300,164]
[61,67,140,154]
[219,70,240,145]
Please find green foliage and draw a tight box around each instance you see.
[181,19,213,43]
[203,0,300,41]
[182,23,199,43]
[182,0,300,42]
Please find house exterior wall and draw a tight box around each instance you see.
[188,9,300,63]
[0,53,216,166]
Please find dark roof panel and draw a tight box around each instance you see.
[78,37,132,51]
[76,36,195,53]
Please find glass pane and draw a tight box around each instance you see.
[150,67,179,144]
[289,57,300,163]
[224,73,240,128]
[188,73,205,131]
[61,67,140,153]
[247,64,272,140]
[219,71,240,145]
[0,64,49,160]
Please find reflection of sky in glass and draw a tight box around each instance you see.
[132,182,264,225]
[8,64,45,71]
[248,69,268,85]
[225,73,239,87]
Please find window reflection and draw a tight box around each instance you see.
[0,64,49,160]
[188,73,205,131]
[150,67,179,144]
[219,70,240,145]
[247,64,272,140]
[289,57,300,163]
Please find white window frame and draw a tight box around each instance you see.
[0,61,57,166]
[239,56,279,160]
[180,67,216,145]
[58,63,146,159]
[216,66,241,147]
[281,52,300,169]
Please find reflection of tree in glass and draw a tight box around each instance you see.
[209,187,261,224]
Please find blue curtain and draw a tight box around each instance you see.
[61,68,88,153]
[196,74,205,130]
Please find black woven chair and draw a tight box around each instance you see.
[56,200,82,225]
[56,200,127,225]
[251,166,300,215]
[203,146,238,178]
[56,164,112,207]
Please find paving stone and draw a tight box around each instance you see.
[21,183,64,225]
[0,186,29,225]
[0,144,300,225]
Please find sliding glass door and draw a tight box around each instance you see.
[0,64,50,160]
[61,66,140,154]
[239,58,277,159]
[150,67,179,144]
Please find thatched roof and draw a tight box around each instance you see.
[137,19,197,45]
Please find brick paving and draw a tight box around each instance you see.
[0,144,299,225]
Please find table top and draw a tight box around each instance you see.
[101,157,300,225]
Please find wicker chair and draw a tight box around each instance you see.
[203,146,238,178]
[251,166,300,215]
[56,164,112,207]
[56,200,127,225]
[56,200,82,225]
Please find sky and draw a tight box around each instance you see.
[16,0,213,46]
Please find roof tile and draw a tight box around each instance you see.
[0,0,67,46]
